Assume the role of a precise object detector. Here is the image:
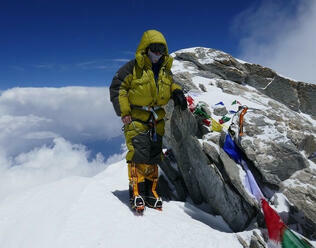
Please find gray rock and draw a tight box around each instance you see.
[276,125,285,133]
[199,101,212,117]
[264,76,300,112]
[175,48,316,117]
[216,79,248,96]
[157,175,175,200]
[267,111,284,122]
[159,157,187,201]
[172,72,199,93]
[169,107,203,204]
[281,168,316,239]
[219,148,259,209]
[205,131,223,145]
[203,141,220,165]
[240,139,257,161]
[250,141,309,185]
[204,62,246,84]
[167,107,256,231]
[243,121,265,137]
[237,235,249,248]
[213,106,228,116]
[175,52,210,72]
[244,63,276,81]
[296,82,316,118]
[199,83,207,92]
[175,48,247,84]
[245,64,316,118]
[287,130,316,157]
[195,119,210,138]
[249,116,268,127]
[196,70,221,80]
[166,47,316,236]
[250,231,267,248]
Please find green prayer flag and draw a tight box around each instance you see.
[282,228,312,248]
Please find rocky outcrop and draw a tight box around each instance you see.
[236,232,267,248]
[164,106,256,231]
[281,168,316,239]
[174,47,316,118]
[161,47,316,239]
[245,65,316,118]
[175,49,247,84]
[240,138,310,186]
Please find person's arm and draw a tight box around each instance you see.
[169,71,187,111]
[109,60,135,119]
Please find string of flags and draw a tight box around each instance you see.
[186,94,312,246]
[222,134,312,248]
[232,100,242,105]
[186,95,246,133]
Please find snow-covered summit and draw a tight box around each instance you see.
[0,47,315,247]
[166,47,316,240]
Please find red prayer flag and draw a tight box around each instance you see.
[203,119,211,126]
[186,96,194,106]
[261,199,285,242]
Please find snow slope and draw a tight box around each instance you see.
[0,160,244,248]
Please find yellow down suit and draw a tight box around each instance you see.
[109,30,181,196]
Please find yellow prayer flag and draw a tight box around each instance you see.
[211,118,223,132]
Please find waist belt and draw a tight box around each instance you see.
[131,105,161,121]
[131,105,162,142]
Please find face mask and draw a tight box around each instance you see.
[148,49,162,63]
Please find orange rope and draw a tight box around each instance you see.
[239,107,248,136]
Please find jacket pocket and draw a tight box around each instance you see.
[158,78,172,104]
[129,72,152,106]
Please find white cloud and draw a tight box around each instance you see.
[0,87,126,200]
[33,64,55,69]
[76,61,99,67]
[0,87,122,156]
[112,59,130,62]
[233,0,316,83]
[0,137,123,200]
[104,143,127,165]
[94,65,110,69]
[76,59,129,70]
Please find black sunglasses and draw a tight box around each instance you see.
[148,43,165,54]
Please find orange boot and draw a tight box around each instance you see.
[128,163,145,212]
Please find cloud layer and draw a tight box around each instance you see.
[0,87,122,156]
[233,0,316,83]
[0,87,125,200]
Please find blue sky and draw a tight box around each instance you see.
[1,0,315,89]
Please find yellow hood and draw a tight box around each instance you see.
[136,30,169,55]
[135,30,171,69]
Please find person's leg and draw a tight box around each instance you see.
[124,121,150,211]
[143,164,163,210]
[128,162,146,211]
[145,121,164,209]
[124,121,150,163]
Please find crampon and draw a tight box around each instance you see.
[145,196,163,211]
[131,195,145,213]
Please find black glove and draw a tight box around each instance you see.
[172,89,187,111]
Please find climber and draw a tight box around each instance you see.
[109,30,187,212]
